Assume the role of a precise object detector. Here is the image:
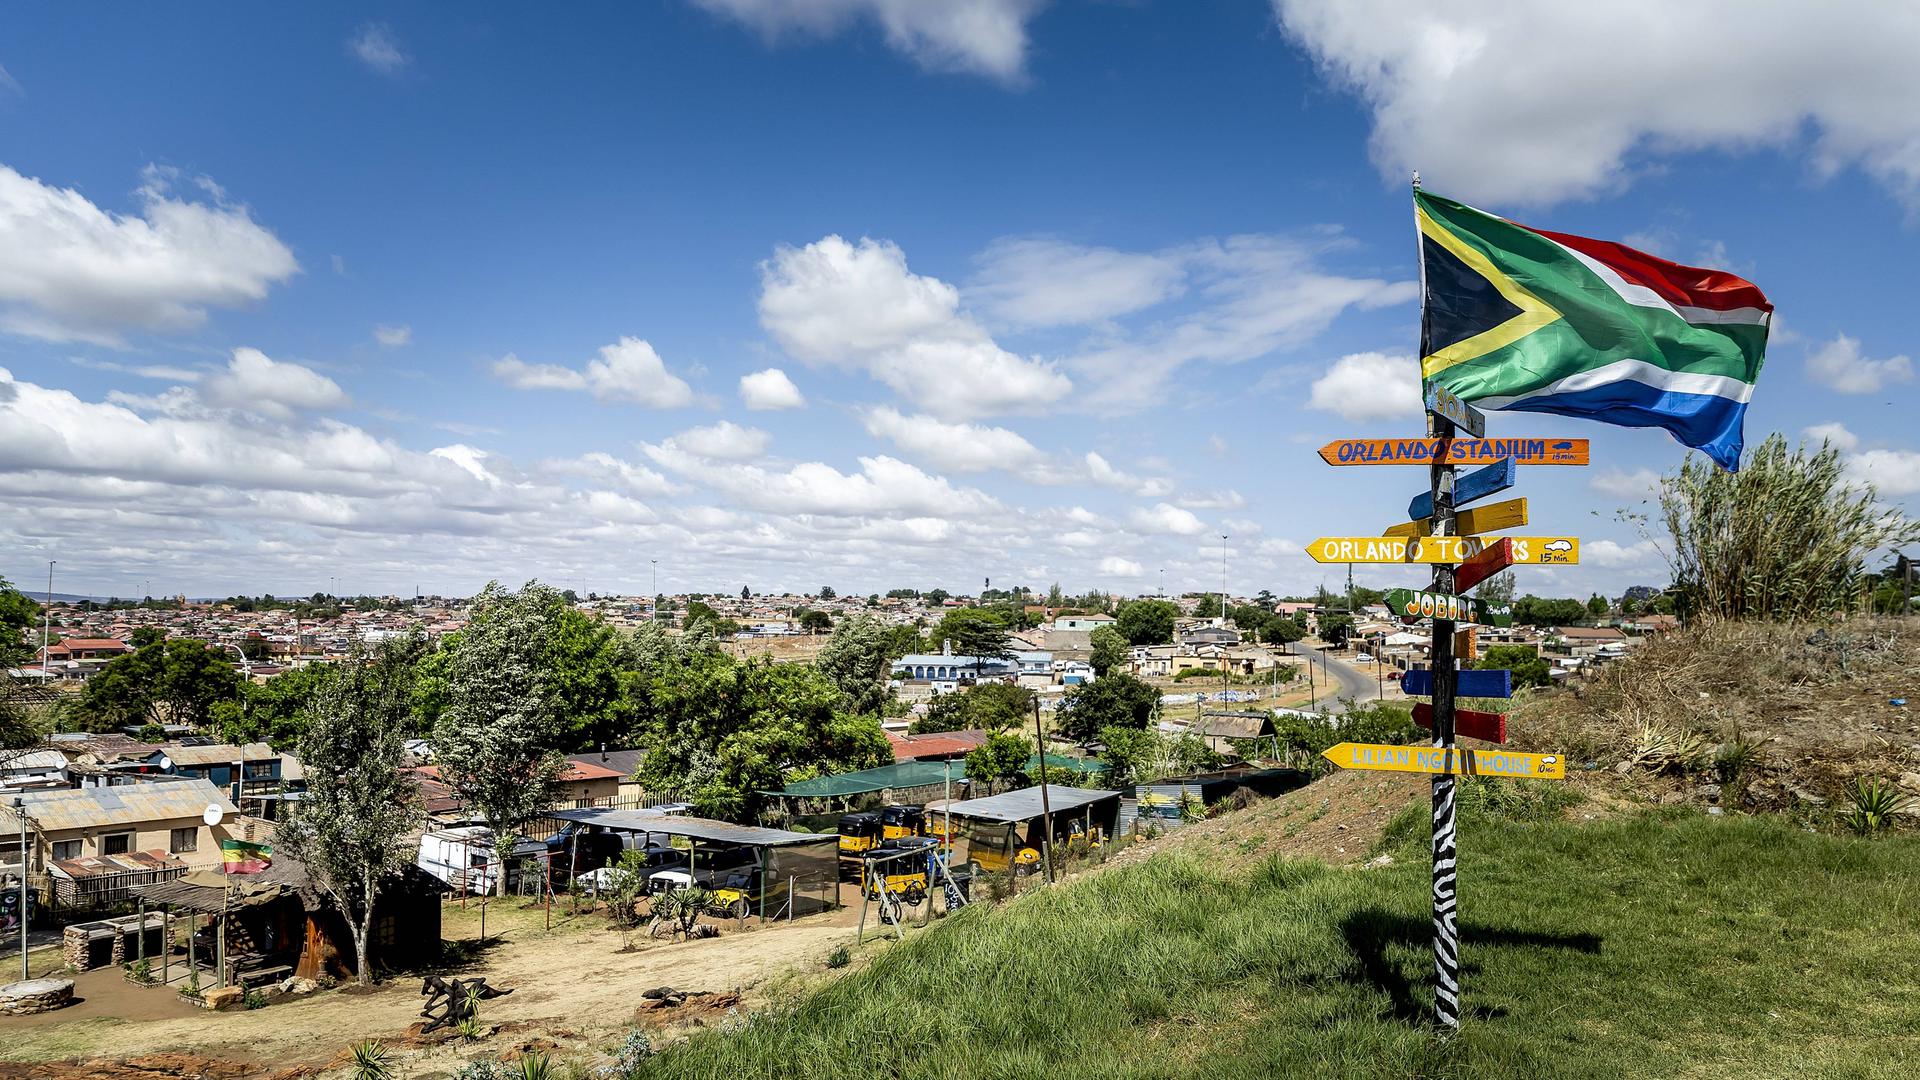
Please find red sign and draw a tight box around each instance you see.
[1412,703,1508,744]
[1453,537,1515,594]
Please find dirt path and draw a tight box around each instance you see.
[1,910,858,1070]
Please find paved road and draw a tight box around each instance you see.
[1286,642,1385,711]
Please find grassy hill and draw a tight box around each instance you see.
[636,797,1919,1079]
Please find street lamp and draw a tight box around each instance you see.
[650,560,659,622]
[41,561,54,672]
[13,796,27,981]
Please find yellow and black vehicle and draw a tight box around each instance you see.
[863,837,938,907]
[838,812,883,879]
[880,804,925,841]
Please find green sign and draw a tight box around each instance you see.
[1384,587,1513,627]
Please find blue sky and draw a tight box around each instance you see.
[2,1,1916,601]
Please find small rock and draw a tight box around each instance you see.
[1897,772,1920,793]
[203,986,244,1011]
[1706,807,1724,816]
[1366,854,1395,869]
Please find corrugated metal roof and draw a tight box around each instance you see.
[51,850,184,880]
[14,778,238,832]
[939,784,1120,823]
[162,741,275,766]
[547,807,828,847]
[1,749,70,772]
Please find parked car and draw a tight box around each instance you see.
[1356,653,1375,664]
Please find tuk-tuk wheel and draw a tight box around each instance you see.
[729,898,751,920]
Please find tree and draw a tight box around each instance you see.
[1113,599,1178,645]
[815,616,894,716]
[930,608,1013,677]
[1089,626,1127,677]
[546,607,641,752]
[1586,594,1610,619]
[130,626,165,649]
[799,610,834,634]
[80,638,242,731]
[818,585,836,599]
[1317,613,1355,648]
[963,731,1031,793]
[684,601,720,630]
[911,681,1035,734]
[635,654,889,819]
[925,588,950,605]
[238,636,271,662]
[1658,434,1917,621]
[219,663,341,748]
[1478,645,1549,690]
[1055,673,1160,743]
[1478,570,1517,605]
[277,643,422,984]
[0,578,40,667]
[1191,593,1224,619]
[1511,596,1586,627]
[431,582,569,893]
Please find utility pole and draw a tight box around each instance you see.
[41,561,54,672]
[650,560,659,622]
[13,796,27,981]
[1220,535,1230,704]
[1031,700,1055,885]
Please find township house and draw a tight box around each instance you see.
[4,779,242,909]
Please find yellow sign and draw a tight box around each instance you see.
[1320,742,1566,780]
[1383,497,1529,538]
[1305,536,1579,565]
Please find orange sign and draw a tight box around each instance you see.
[1318,438,1589,467]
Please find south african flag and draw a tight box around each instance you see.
[219,838,271,874]
[1417,191,1771,471]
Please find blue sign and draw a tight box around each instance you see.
[1407,457,1517,520]
[1400,668,1513,700]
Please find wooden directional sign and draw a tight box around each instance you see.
[1306,536,1579,566]
[1386,587,1513,627]
[1454,537,1515,594]
[1425,383,1485,438]
[1321,742,1565,780]
[1318,437,1587,467]
[1401,668,1513,699]
[1408,458,1516,520]
[1412,703,1507,744]
[1384,497,1528,539]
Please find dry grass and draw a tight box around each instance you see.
[1510,617,1920,816]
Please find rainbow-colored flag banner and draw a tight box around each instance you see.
[219,838,272,874]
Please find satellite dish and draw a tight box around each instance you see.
[203,804,225,827]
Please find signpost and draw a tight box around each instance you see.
[1305,536,1579,565]
[1384,496,1528,538]
[1453,537,1516,594]
[1412,703,1507,743]
[1401,668,1513,699]
[1320,741,1565,780]
[1408,458,1515,519]
[1424,383,1485,438]
[1317,437,1588,467]
[1384,587,1512,627]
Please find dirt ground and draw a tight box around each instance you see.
[0,898,865,1075]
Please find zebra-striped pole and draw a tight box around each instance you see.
[1427,409,1462,1032]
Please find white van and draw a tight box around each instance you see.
[417,826,543,895]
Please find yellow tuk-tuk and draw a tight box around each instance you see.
[880,804,925,841]
[864,837,937,906]
[838,812,882,855]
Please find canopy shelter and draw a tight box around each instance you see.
[544,808,839,921]
[766,760,965,800]
[934,784,1122,873]
[133,856,442,991]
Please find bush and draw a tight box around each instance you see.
[826,945,851,969]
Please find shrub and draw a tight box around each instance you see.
[826,945,851,969]
[242,990,267,1010]
[350,1041,393,1080]
[1841,777,1909,836]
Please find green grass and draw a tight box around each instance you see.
[637,806,1920,1079]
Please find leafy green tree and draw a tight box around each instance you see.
[1317,613,1355,648]
[930,608,1013,677]
[1478,571,1517,605]
[546,607,641,752]
[1586,594,1610,619]
[925,588,950,605]
[818,585,836,599]
[684,601,720,630]
[814,616,894,716]
[130,626,165,649]
[277,642,422,984]
[1191,593,1224,619]
[0,577,39,667]
[220,663,341,747]
[910,681,1035,735]
[1511,596,1587,626]
[799,610,833,633]
[1113,599,1178,645]
[431,582,569,892]
[80,638,243,731]
[1055,673,1160,743]
[1478,645,1550,690]
[635,653,889,819]
[1089,625,1127,677]
[963,731,1032,793]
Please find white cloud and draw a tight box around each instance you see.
[1848,449,1920,496]
[491,337,694,408]
[542,451,680,496]
[1585,539,1661,569]
[690,0,1042,82]
[1276,1,1920,208]
[1176,490,1247,511]
[644,440,1000,518]
[1306,351,1422,421]
[0,63,23,98]
[1128,503,1207,537]
[1590,468,1662,499]
[1805,334,1913,394]
[860,407,1175,496]
[373,323,412,347]
[1065,236,1416,409]
[1098,556,1144,577]
[758,234,1071,419]
[662,420,772,462]
[0,163,298,344]
[349,23,409,74]
[1803,422,1861,452]
[67,356,205,382]
[201,348,348,419]
[968,237,1187,327]
[738,367,806,410]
